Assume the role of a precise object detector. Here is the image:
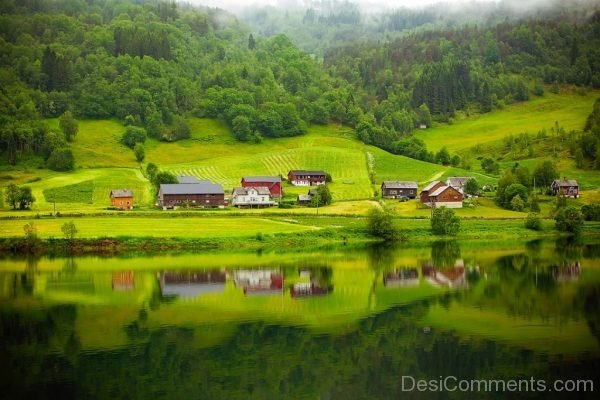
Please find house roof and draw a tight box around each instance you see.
[382,180,418,189]
[446,177,472,187]
[308,188,318,195]
[289,170,327,176]
[110,189,133,198]
[422,181,441,192]
[159,183,224,195]
[298,195,312,201]
[553,179,579,187]
[177,176,211,184]
[242,176,281,183]
[232,186,271,196]
[429,185,462,197]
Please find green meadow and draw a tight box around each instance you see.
[0,216,314,239]
[416,88,599,152]
[1,89,598,222]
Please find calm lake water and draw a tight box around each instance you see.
[0,238,599,399]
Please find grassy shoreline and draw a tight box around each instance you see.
[1,215,598,256]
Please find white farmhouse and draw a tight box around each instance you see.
[231,186,275,208]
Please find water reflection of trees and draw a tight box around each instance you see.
[431,240,461,269]
[1,299,598,400]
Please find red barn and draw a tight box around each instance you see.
[241,176,283,197]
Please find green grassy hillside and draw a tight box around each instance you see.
[1,88,598,217]
[416,88,599,152]
[1,119,469,212]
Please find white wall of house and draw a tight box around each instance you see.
[232,189,273,206]
[290,180,325,186]
[432,201,463,209]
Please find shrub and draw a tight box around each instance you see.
[554,206,584,234]
[146,163,158,180]
[61,221,78,240]
[47,147,75,171]
[367,206,403,242]
[581,204,600,221]
[134,143,145,162]
[122,126,147,149]
[510,194,525,211]
[529,196,540,212]
[464,178,479,196]
[431,207,460,236]
[309,185,332,207]
[524,213,542,231]
[153,171,177,187]
[278,201,294,209]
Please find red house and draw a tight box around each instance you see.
[241,176,283,197]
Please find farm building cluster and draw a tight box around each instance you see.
[111,171,579,210]
[153,170,327,210]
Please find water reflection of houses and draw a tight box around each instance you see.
[422,260,467,288]
[158,270,226,299]
[112,272,135,291]
[291,267,333,298]
[383,268,419,288]
[233,269,283,295]
[552,262,581,282]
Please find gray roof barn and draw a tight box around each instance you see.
[552,179,579,187]
[289,170,327,175]
[176,176,211,184]
[160,183,224,195]
[446,177,471,188]
[232,186,271,196]
[382,181,418,189]
[242,176,281,183]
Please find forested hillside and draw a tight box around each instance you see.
[322,16,600,156]
[0,0,357,167]
[0,0,599,170]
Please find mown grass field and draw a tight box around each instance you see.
[0,216,315,238]
[46,119,134,168]
[2,215,597,241]
[417,88,599,152]
[0,168,152,213]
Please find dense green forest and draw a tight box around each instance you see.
[0,0,599,169]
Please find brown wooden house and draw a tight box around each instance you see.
[426,185,464,208]
[110,189,134,210]
[419,181,445,203]
[551,179,579,198]
[158,182,224,209]
[381,181,418,199]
